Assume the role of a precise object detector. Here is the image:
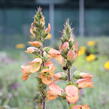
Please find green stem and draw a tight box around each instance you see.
[67,68,71,81]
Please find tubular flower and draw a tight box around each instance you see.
[25,47,37,53]
[39,69,54,85]
[79,73,93,79]
[28,41,42,48]
[76,78,93,88]
[72,105,90,109]
[21,64,36,80]
[29,58,42,72]
[48,48,64,64]
[39,61,56,85]
[48,83,64,96]
[21,65,32,80]
[48,48,61,58]
[47,90,58,100]
[21,58,42,79]
[65,85,79,103]
[44,61,56,72]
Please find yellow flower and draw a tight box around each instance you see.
[86,54,96,62]
[78,46,86,56]
[104,61,109,70]
[16,43,25,49]
[87,41,96,46]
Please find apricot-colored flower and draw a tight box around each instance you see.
[29,41,42,47]
[40,75,54,85]
[21,58,42,77]
[39,68,54,85]
[72,105,90,109]
[49,83,64,96]
[86,54,96,62]
[21,65,32,80]
[45,23,51,33]
[21,58,42,80]
[29,58,42,72]
[76,78,93,88]
[48,48,64,64]
[80,73,93,79]
[60,42,69,52]
[104,61,109,70]
[87,41,96,46]
[25,47,37,53]
[65,85,79,103]
[44,61,56,72]
[67,50,77,61]
[16,43,25,49]
[47,90,58,100]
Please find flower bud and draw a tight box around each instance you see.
[67,50,77,61]
[60,42,69,52]
[45,23,51,33]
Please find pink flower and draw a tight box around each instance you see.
[48,48,61,58]
[49,83,64,96]
[25,47,37,53]
[47,90,58,100]
[44,61,56,72]
[54,72,65,80]
[65,85,79,103]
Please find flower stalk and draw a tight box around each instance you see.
[21,9,93,109]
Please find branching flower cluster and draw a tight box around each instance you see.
[21,8,93,109]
